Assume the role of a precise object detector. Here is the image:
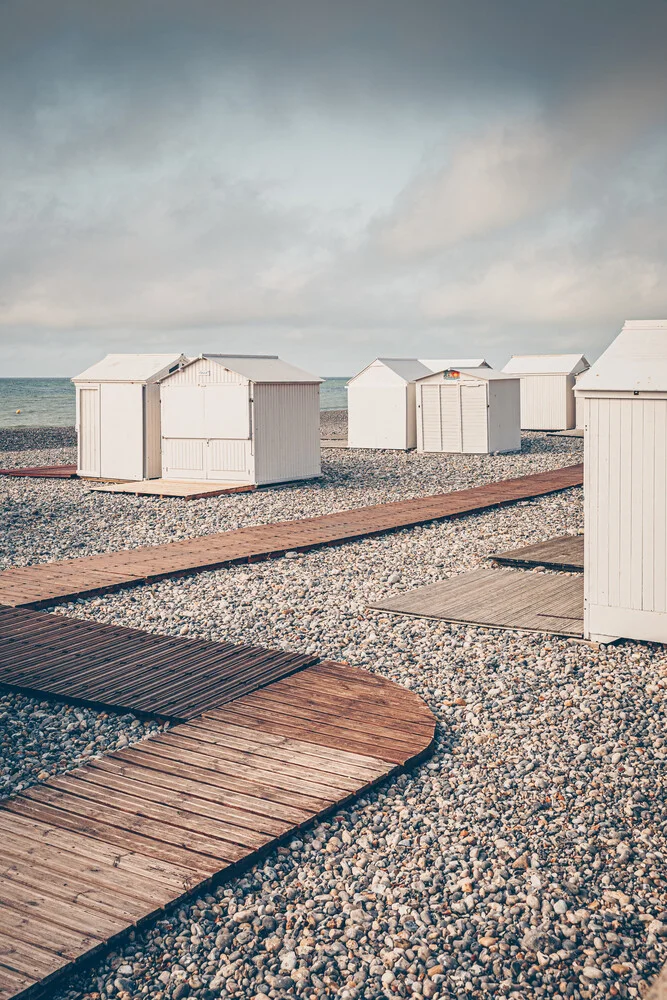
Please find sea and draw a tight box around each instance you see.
[0,376,349,427]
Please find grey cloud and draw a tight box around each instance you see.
[2,0,667,373]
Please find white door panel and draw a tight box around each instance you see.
[100,383,143,479]
[204,385,250,439]
[78,387,100,476]
[161,386,205,438]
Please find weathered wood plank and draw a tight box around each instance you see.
[369,567,584,637]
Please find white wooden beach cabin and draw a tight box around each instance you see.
[415,367,520,454]
[159,354,322,486]
[72,353,186,480]
[502,354,590,430]
[347,358,489,450]
[577,320,667,643]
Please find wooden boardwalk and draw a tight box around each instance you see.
[0,464,583,609]
[90,479,255,499]
[490,534,584,572]
[370,567,584,637]
[0,465,77,479]
[0,607,315,720]
[0,661,435,1000]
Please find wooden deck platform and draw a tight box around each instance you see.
[490,534,584,572]
[370,567,584,637]
[0,607,315,720]
[0,464,583,609]
[0,465,77,479]
[90,479,255,499]
[0,661,435,1000]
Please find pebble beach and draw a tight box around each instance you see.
[1,420,666,1000]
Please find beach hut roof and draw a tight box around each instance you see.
[72,353,186,383]
[348,357,489,385]
[417,367,517,382]
[576,320,667,393]
[195,354,322,384]
[503,353,589,376]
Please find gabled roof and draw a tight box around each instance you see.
[416,366,516,383]
[420,358,490,371]
[347,358,431,385]
[201,354,322,384]
[503,353,589,376]
[348,357,490,385]
[72,353,186,383]
[576,320,667,393]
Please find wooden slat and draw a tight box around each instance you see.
[0,464,582,607]
[0,606,315,720]
[370,567,584,637]
[490,534,584,572]
[90,478,255,499]
[0,465,77,479]
[0,662,436,1000]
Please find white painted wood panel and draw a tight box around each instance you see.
[100,383,143,480]
[77,386,100,477]
[253,383,320,485]
[348,385,408,449]
[460,384,488,452]
[419,385,443,452]
[204,385,250,440]
[161,385,205,438]
[585,394,667,641]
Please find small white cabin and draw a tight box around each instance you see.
[577,320,667,644]
[502,354,590,430]
[347,358,490,450]
[159,354,322,486]
[415,368,520,454]
[72,353,186,480]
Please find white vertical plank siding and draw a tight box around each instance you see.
[460,384,488,452]
[348,385,408,449]
[519,374,570,429]
[144,383,162,479]
[165,358,244,385]
[419,385,443,451]
[253,383,320,485]
[585,394,667,640]
[78,386,100,476]
[440,386,462,452]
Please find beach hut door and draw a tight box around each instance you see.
[78,386,101,477]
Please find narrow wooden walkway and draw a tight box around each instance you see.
[370,567,584,637]
[0,465,77,479]
[490,534,584,572]
[0,662,435,1000]
[90,479,255,499]
[0,607,315,720]
[0,464,583,609]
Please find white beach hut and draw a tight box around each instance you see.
[159,354,322,486]
[502,354,590,430]
[577,319,667,643]
[72,353,186,480]
[415,367,520,454]
[347,358,490,450]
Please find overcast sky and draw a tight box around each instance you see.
[2,0,667,376]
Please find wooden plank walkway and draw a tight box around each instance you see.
[490,534,584,572]
[0,465,77,479]
[0,464,583,609]
[90,479,255,499]
[370,567,584,637]
[0,607,315,721]
[0,661,436,1000]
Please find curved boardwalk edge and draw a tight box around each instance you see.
[0,464,583,609]
[0,662,436,1000]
